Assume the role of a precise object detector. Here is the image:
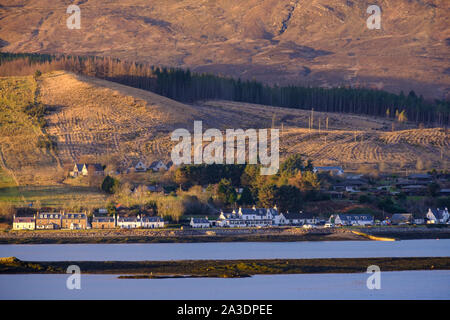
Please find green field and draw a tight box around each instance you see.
[0,168,16,189]
[0,180,107,209]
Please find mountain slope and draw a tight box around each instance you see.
[0,71,448,184]
[0,0,448,99]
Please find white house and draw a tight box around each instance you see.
[217,211,246,227]
[13,215,35,230]
[218,206,279,227]
[330,214,374,226]
[276,212,318,225]
[117,216,140,229]
[149,161,168,172]
[70,164,87,177]
[117,215,165,229]
[70,163,104,177]
[313,166,344,176]
[134,161,147,172]
[141,216,165,228]
[426,208,449,224]
[278,212,303,225]
[190,217,211,228]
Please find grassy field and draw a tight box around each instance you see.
[0,168,16,189]
[0,182,107,209]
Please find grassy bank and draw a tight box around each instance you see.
[1,257,449,278]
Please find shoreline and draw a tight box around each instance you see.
[1,257,449,277]
[0,226,449,244]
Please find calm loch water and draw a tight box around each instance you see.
[0,239,449,261]
[0,271,449,300]
[1,240,449,300]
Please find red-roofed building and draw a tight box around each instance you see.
[13,215,36,230]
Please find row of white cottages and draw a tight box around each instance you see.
[190,207,450,228]
[13,213,165,230]
[114,215,165,229]
[190,207,374,228]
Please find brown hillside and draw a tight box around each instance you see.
[0,71,444,186]
[0,0,448,99]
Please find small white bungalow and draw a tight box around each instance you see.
[277,212,305,225]
[313,166,344,176]
[190,217,211,228]
[141,216,165,229]
[330,214,374,226]
[117,215,140,229]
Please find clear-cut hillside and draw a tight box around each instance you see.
[0,71,448,185]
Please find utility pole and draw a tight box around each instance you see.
[326,117,329,130]
[311,108,314,130]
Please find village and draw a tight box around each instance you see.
[11,204,450,231]
[9,158,450,232]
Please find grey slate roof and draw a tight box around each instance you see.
[336,214,373,221]
[63,213,87,219]
[142,216,163,222]
[429,208,449,220]
[283,212,303,220]
[92,216,115,222]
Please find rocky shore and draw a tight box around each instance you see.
[0,226,448,244]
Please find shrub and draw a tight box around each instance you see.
[36,135,56,150]
[101,175,120,194]
[34,70,42,79]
